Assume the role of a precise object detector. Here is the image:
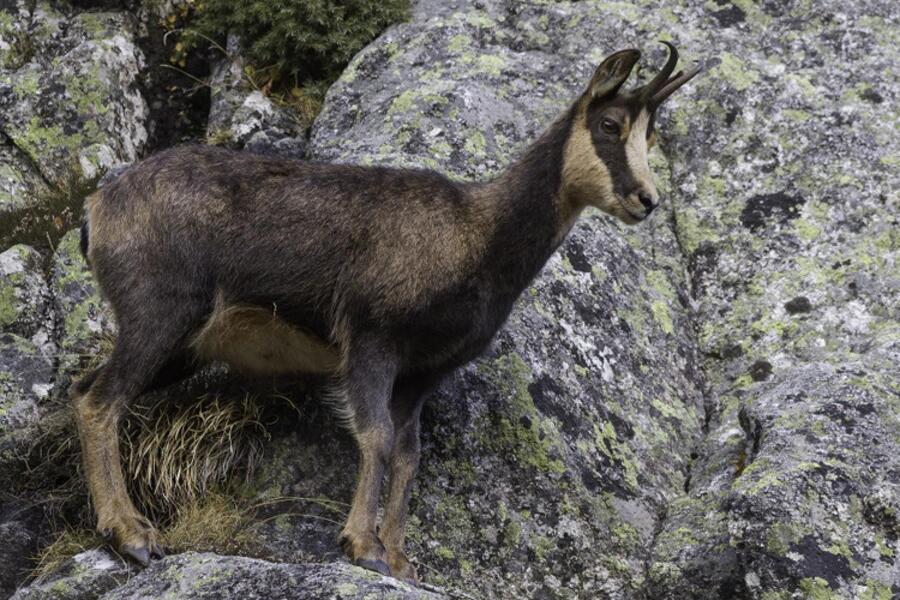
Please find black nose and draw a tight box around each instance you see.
[638,192,657,214]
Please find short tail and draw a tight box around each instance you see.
[80,189,105,264]
[79,215,90,263]
[80,164,130,264]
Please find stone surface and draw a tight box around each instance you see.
[0,3,148,184]
[0,243,53,440]
[0,0,34,72]
[11,549,135,600]
[0,331,53,437]
[0,244,48,339]
[12,551,447,600]
[636,1,900,597]
[0,502,43,600]
[49,229,114,396]
[0,137,51,217]
[207,35,307,158]
[0,245,59,600]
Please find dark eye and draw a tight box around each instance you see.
[600,118,619,135]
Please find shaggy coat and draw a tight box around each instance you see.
[70,44,699,581]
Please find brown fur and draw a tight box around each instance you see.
[72,46,699,580]
[561,110,623,221]
[190,292,340,375]
[72,387,163,560]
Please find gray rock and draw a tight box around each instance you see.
[112,553,448,600]
[411,0,505,22]
[11,549,134,600]
[637,1,900,597]
[0,244,49,338]
[12,551,448,600]
[49,229,114,395]
[0,137,51,218]
[1,0,898,598]
[0,502,43,599]
[0,244,54,441]
[0,4,148,184]
[0,332,53,435]
[207,35,307,159]
[0,0,34,71]
[0,246,56,598]
[206,35,248,135]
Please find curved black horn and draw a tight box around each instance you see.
[639,41,679,102]
[651,64,702,106]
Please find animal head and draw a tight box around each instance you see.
[562,42,700,224]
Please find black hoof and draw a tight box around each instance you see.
[354,557,391,576]
[338,535,351,554]
[151,542,166,559]
[122,544,150,567]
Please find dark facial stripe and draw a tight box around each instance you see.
[586,98,642,198]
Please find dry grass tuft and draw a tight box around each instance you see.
[161,492,264,556]
[32,493,266,579]
[14,408,85,511]
[32,528,104,580]
[122,391,269,520]
[21,372,293,578]
[267,82,324,129]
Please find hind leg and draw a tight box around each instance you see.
[337,340,399,575]
[72,314,197,565]
[380,373,440,583]
[74,381,160,564]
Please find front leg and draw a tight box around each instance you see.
[337,340,399,575]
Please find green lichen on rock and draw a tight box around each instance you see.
[50,229,114,385]
[0,6,147,185]
[477,353,566,474]
[14,551,442,600]
[0,244,47,336]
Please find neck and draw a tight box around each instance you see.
[469,107,583,294]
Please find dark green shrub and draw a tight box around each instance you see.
[186,0,410,89]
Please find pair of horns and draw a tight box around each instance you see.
[638,41,702,107]
[590,41,701,106]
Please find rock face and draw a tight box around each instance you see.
[12,551,444,600]
[206,35,307,158]
[0,244,52,440]
[49,229,115,391]
[11,550,136,600]
[633,2,900,597]
[0,4,148,184]
[2,0,899,599]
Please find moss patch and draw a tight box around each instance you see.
[478,353,566,474]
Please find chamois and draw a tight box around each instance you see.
[70,43,699,582]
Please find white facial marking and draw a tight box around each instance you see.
[624,110,656,197]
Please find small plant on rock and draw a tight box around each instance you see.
[172,0,410,124]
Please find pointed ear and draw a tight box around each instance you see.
[589,49,641,100]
